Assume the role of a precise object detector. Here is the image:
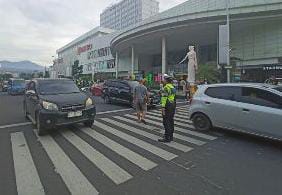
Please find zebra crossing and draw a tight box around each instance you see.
[9,105,218,195]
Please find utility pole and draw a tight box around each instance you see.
[226,0,231,83]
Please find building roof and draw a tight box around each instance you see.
[57,27,115,54]
[111,0,282,48]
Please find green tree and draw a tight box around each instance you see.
[72,60,83,80]
[196,63,220,83]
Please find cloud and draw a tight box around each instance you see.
[0,0,187,65]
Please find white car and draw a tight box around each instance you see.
[189,83,282,140]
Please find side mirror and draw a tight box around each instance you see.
[26,90,36,96]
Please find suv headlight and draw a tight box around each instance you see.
[42,101,58,111]
[85,98,93,108]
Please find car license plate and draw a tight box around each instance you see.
[68,111,82,118]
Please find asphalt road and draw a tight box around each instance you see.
[0,92,282,195]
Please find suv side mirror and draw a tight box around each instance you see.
[26,90,36,96]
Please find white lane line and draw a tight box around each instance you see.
[144,113,195,130]
[118,115,216,141]
[0,122,32,129]
[11,132,45,195]
[61,130,132,185]
[97,108,132,115]
[35,130,99,195]
[148,111,192,124]
[80,127,157,171]
[94,121,177,161]
[125,115,206,146]
[102,118,192,153]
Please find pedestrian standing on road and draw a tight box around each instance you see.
[134,79,148,124]
[158,74,176,143]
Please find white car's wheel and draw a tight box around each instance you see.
[192,113,212,131]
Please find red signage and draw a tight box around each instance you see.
[77,44,92,55]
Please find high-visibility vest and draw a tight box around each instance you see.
[161,83,176,107]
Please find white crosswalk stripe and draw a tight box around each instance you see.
[94,121,178,160]
[11,132,45,195]
[35,130,99,195]
[125,114,216,141]
[9,107,216,194]
[101,118,193,152]
[148,111,192,124]
[61,130,133,185]
[125,115,206,146]
[80,127,157,171]
[144,113,196,130]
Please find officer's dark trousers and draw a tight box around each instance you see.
[163,102,176,140]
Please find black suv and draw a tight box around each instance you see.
[24,79,96,135]
[102,80,160,107]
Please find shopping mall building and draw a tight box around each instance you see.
[56,0,282,82]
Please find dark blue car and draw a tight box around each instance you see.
[7,79,25,95]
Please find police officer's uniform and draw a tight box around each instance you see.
[158,76,176,143]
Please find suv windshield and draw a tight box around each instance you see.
[13,80,25,87]
[39,80,80,95]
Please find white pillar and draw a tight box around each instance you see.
[131,46,135,77]
[161,37,167,75]
[115,52,119,79]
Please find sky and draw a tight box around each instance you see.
[0,0,187,66]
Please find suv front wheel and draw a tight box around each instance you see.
[192,113,212,131]
[36,114,47,136]
[84,120,94,127]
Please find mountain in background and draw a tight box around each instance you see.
[0,60,45,73]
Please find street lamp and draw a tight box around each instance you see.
[226,0,232,83]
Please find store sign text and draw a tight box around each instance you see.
[77,44,92,55]
[87,47,111,59]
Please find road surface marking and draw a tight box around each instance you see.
[80,127,157,171]
[143,114,196,131]
[0,122,32,129]
[94,121,177,161]
[35,130,99,195]
[125,115,206,146]
[115,116,216,141]
[149,110,192,124]
[102,118,193,153]
[97,108,132,115]
[61,130,132,185]
[11,132,45,195]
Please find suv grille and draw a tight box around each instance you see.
[61,104,85,112]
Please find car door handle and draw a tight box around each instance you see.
[205,101,211,105]
[242,108,250,112]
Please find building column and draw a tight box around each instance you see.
[161,36,167,75]
[115,52,119,79]
[131,46,135,77]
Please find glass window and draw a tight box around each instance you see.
[239,87,282,109]
[38,80,80,95]
[205,86,241,101]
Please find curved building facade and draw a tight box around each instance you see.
[111,0,282,82]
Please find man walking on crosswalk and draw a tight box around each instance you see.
[158,74,176,143]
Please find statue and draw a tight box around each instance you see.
[179,46,198,85]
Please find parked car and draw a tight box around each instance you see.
[91,83,104,96]
[101,80,160,107]
[189,83,282,140]
[7,78,25,95]
[24,79,96,136]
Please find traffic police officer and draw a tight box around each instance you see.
[158,74,176,143]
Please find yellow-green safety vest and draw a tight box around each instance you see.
[161,83,176,107]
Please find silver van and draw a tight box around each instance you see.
[189,83,282,140]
